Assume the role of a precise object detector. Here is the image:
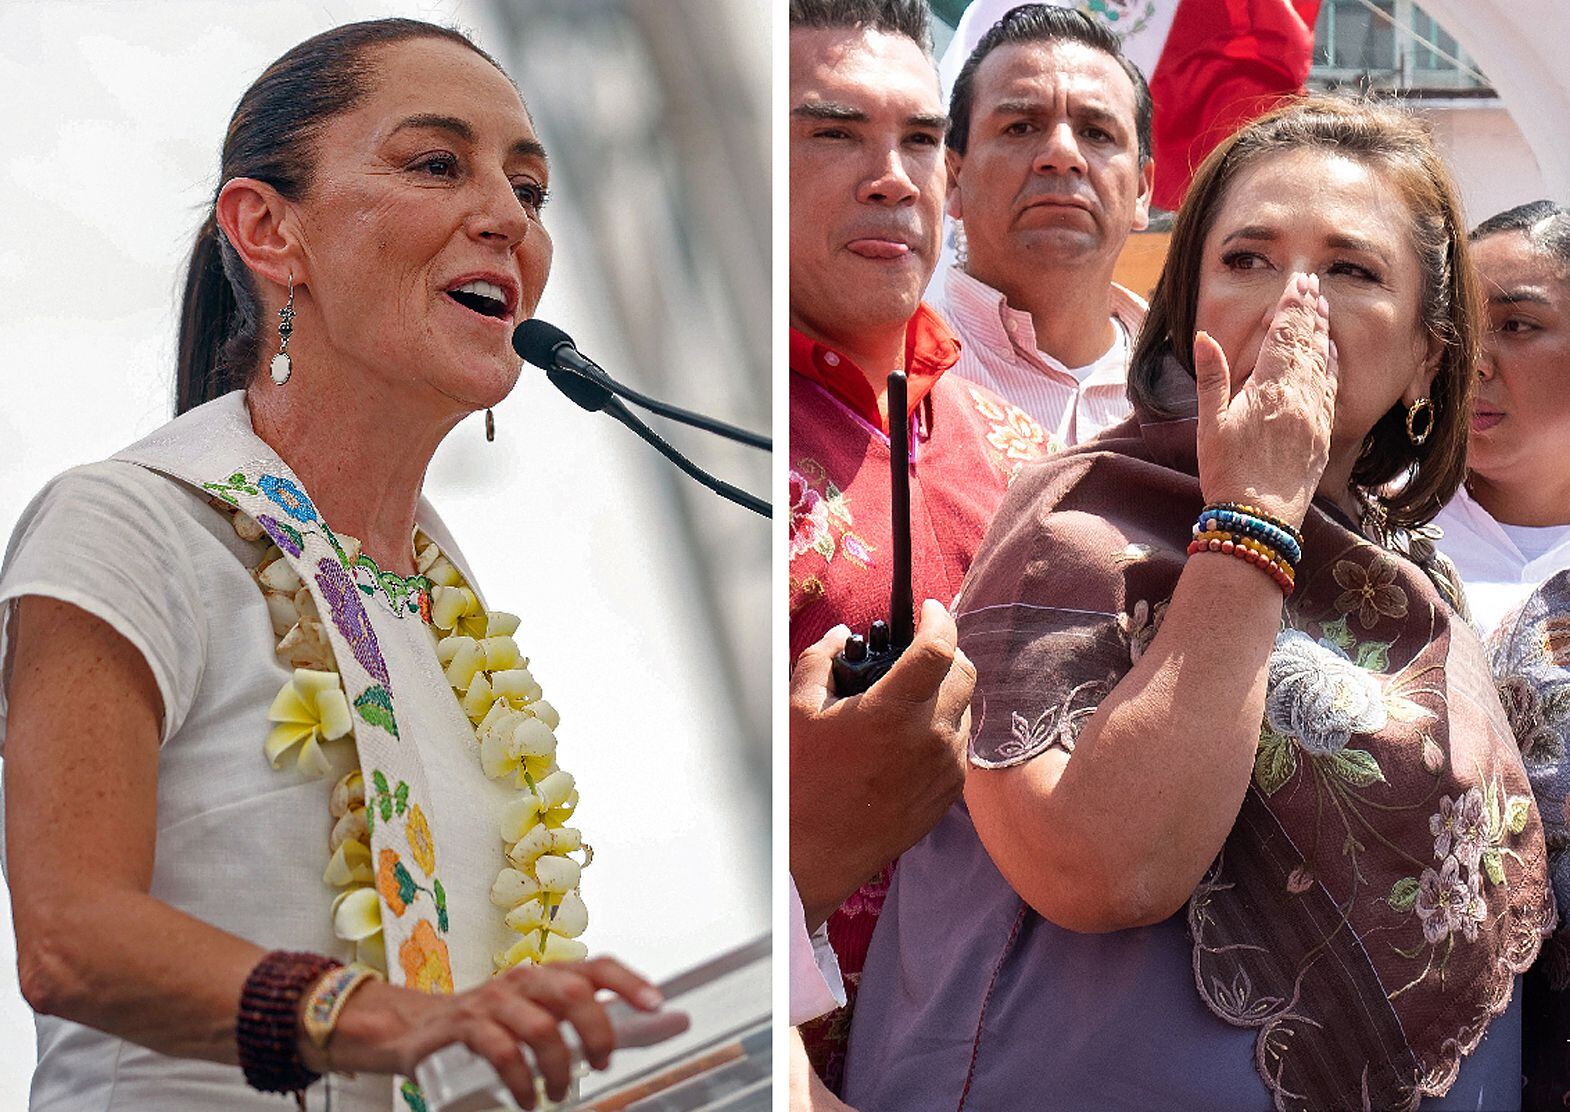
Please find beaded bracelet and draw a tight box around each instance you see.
[1204,501,1304,547]
[237,950,341,1100]
[1195,506,1302,566]
[301,963,383,1064]
[1187,530,1296,596]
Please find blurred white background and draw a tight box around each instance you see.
[0,0,770,1104]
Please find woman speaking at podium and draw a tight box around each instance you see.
[0,19,661,1111]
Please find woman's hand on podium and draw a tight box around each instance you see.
[310,956,664,1108]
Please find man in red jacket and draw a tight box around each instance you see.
[788,1,1050,1103]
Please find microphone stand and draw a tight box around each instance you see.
[546,367,771,519]
[578,365,770,451]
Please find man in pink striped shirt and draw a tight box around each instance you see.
[937,5,1153,447]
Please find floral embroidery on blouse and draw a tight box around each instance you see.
[1487,576,1570,999]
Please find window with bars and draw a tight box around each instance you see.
[1311,0,1489,92]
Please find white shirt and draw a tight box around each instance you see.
[936,265,1147,449]
[1433,484,1570,637]
[788,878,844,1027]
[0,393,505,1111]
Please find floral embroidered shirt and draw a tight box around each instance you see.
[789,308,1050,1090]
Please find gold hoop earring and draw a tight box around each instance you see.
[1405,397,1434,446]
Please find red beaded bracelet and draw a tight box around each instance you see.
[1187,530,1295,596]
[237,950,342,1103]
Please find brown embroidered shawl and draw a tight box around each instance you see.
[956,369,1554,1111]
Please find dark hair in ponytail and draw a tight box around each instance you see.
[175,18,510,415]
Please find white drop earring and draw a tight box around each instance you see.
[270,273,295,385]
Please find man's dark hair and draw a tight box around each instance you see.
[1472,199,1570,270]
[788,0,933,55]
[948,4,1152,161]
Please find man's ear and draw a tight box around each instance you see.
[214,177,302,290]
[1131,156,1154,233]
[945,147,964,222]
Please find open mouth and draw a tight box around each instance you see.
[445,279,512,321]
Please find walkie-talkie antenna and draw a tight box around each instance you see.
[888,370,914,650]
[830,369,916,696]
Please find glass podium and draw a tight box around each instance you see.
[416,936,770,1112]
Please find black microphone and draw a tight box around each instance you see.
[545,365,614,413]
[514,320,770,451]
[513,318,770,519]
[515,318,608,387]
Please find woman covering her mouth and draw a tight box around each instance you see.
[842,97,1554,1111]
[0,19,662,1111]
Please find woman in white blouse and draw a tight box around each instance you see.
[1435,201,1570,634]
[0,19,658,1112]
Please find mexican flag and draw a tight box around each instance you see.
[938,0,1323,210]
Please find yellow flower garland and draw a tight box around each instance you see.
[417,531,592,969]
[233,508,592,976]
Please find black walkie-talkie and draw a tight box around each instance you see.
[831,370,914,695]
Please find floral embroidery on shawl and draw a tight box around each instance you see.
[317,557,391,687]
[259,473,318,523]
[1333,553,1410,629]
[956,436,1552,1111]
[1193,540,1550,1110]
[400,918,455,994]
[993,682,1101,766]
[205,472,457,981]
[205,469,433,622]
[256,513,304,557]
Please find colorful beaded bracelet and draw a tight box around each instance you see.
[1194,506,1302,566]
[1204,501,1303,546]
[1187,530,1295,596]
[301,963,384,1061]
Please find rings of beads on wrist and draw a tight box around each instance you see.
[1187,530,1296,596]
[1204,501,1304,547]
[1194,506,1302,565]
[237,950,341,1099]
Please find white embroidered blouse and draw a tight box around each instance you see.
[0,392,518,1111]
